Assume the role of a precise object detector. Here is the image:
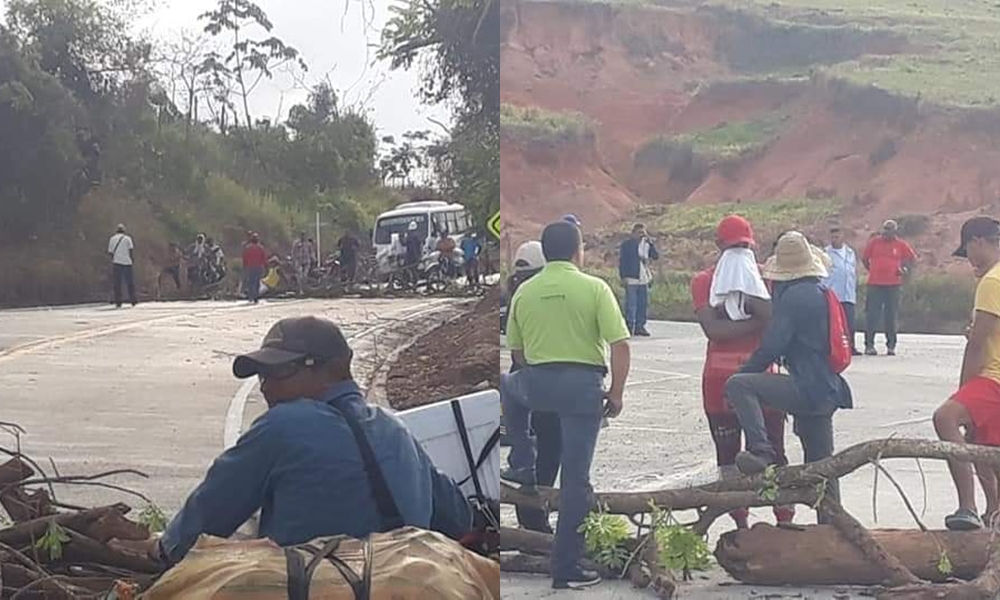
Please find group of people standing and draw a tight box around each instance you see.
[501,210,1000,590]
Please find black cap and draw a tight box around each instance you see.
[953,217,1000,258]
[233,317,352,379]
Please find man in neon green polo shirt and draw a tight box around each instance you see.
[502,220,632,590]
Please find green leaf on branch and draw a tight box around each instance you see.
[139,503,168,533]
[579,504,631,571]
[35,520,71,561]
[648,503,712,581]
[937,550,953,576]
[759,464,779,501]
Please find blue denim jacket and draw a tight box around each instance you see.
[160,381,472,564]
[739,279,853,413]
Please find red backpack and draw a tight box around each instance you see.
[824,288,852,374]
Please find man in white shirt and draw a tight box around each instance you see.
[823,226,860,356]
[108,223,137,308]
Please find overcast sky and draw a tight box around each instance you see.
[1,0,450,141]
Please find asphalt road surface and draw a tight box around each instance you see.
[0,298,454,515]
[502,321,972,599]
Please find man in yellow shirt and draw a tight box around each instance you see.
[502,220,631,590]
[935,217,1000,531]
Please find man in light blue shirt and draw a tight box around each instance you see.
[824,226,861,356]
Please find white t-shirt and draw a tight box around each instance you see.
[108,233,134,266]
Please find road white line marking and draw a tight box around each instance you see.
[632,367,696,378]
[222,298,459,448]
[0,300,307,363]
[626,375,690,387]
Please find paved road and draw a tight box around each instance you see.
[503,321,969,598]
[0,298,451,514]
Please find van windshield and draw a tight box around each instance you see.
[375,214,428,244]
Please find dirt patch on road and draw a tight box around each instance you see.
[386,288,500,410]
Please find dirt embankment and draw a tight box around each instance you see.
[386,288,500,411]
[501,0,999,270]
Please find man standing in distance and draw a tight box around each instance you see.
[863,220,917,356]
[620,223,659,337]
[242,232,268,304]
[691,216,793,529]
[292,232,313,296]
[934,217,1000,530]
[108,223,137,308]
[824,226,861,356]
[501,220,631,590]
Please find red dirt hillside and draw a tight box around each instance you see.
[499,0,1000,269]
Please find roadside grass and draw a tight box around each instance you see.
[500,104,595,144]
[589,267,972,335]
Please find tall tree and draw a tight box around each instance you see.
[380,0,500,224]
[198,0,307,132]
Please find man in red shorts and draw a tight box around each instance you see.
[691,215,794,529]
[935,216,1000,531]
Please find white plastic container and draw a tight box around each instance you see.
[398,390,500,501]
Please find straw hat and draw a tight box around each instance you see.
[762,231,829,282]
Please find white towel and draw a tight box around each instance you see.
[709,247,770,321]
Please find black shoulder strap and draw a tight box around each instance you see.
[457,425,500,488]
[450,400,486,502]
[331,403,405,532]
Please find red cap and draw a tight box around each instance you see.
[717,215,755,247]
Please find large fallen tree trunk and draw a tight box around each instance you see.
[716,524,990,585]
[501,439,1000,597]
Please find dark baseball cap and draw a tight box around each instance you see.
[233,317,352,379]
[953,217,1000,258]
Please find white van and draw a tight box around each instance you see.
[373,200,475,271]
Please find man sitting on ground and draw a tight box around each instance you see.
[148,316,472,565]
[726,232,853,522]
[935,217,1000,531]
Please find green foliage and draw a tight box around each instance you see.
[937,549,953,576]
[138,503,168,533]
[35,520,71,561]
[893,214,930,238]
[648,502,712,580]
[381,0,499,228]
[635,198,841,239]
[759,464,779,502]
[579,505,632,571]
[500,104,594,143]
[857,273,975,335]
[677,113,788,159]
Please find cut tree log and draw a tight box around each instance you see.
[715,524,990,585]
[502,439,1000,516]
[499,527,551,554]
[0,504,131,547]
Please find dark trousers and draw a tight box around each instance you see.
[865,285,901,350]
[842,301,858,351]
[515,411,562,533]
[244,266,264,303]
[502,366,604,579]
[113,264,136,307]
[726,373,840,522]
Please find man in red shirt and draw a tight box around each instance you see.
[242,232,268,304]
[862,220,917,356]
[691,216,793,529]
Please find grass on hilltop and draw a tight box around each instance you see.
[500,104,595,144]
[632,197,841,239]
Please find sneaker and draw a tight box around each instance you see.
[851,349,863,357]
[735,451,774,475]
[864,347,878,356]
[635,327,651,337]
[500,467,537,487]
[887,348,897,356]
[553,568,602,590]
[945,508,983,531]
